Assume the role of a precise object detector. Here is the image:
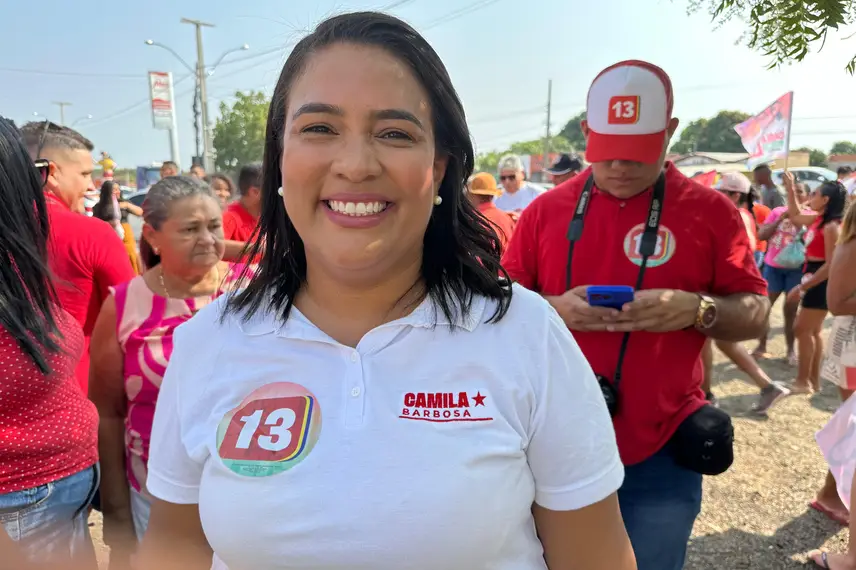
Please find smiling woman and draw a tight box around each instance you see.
[138,11,634,570]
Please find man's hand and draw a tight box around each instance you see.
[546,286,622,332]
[607,289,700,333]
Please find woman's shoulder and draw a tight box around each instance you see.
[53,305,84,353]
[479,283,560,336]
[178,294,233,333]
[825,219,843,231]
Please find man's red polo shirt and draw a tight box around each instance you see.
[46,193,135,394]
[502,163,767,466]
[223,201,258,242]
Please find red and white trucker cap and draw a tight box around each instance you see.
[585,60,674,165]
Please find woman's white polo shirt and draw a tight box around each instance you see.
[147,284,623,569]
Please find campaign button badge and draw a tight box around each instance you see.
[216,382,322,477]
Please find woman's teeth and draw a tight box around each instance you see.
[326,200,389,216]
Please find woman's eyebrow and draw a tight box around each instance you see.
[291,103,423,129]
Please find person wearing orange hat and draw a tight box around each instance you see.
[466,172,516,253]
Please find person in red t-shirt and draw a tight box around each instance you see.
[502,60,769,570]
[0,117,99,569]
[20,120,135,395]
[222,162,262,262]
[466,172,516,253]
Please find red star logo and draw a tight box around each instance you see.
[472,392,486,406]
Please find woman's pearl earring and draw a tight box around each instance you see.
[433,195,443,206]
[277,187,284,196]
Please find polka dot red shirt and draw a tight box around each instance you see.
[0,307,98,493]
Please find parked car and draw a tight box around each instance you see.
[771,167,837,191]
[126,190,148,208]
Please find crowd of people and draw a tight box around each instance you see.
[1,9,856,570]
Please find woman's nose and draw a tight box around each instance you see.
[330,136,383,182]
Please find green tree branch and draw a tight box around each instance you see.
[687,0,856,72]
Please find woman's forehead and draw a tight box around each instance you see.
[164,195,220,218]
[286,44,431,121]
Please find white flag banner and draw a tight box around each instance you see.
[734,92,793,170]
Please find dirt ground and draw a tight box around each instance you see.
[88,300,847,569]
[687,303,846,569]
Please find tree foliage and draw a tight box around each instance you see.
[212,91,270,172]
[475,137,572,174]
[688,1,856,72]
[669,110,751,153]
[558,111,587,151]
[830,140,856,154]
[795,146,829,166]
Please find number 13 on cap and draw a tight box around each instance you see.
[608,95,640,125]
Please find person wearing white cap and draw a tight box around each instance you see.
[698,172,791,413]
[503,59,770,570]
[493,154,544,213]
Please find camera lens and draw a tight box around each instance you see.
[597,375,618,417]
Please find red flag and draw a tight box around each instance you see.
[691,170,718,188]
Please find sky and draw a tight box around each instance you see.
[4,0,856,169]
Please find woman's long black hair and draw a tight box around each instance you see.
[92,180,118,223]
[817,180,848,229]
[227,11,512,325]
[0,117,62,373]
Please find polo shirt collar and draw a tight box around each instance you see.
[235,290,485,339]
[44,191,69,210]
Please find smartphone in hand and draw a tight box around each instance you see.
[586,286,634,310]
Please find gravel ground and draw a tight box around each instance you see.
[89,301,847,569]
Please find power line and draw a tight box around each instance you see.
[469,105,546,125]
[83,73,194,128]
[214,45,289,69]
[214,0,416,71]
[423,0,502,30]
[382,0,417,9]
[0,66,145,79]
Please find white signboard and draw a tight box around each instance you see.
[148,71,176,131]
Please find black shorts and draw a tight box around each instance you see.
[801,260,828,311]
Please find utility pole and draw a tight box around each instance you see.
[192,84,202,163]
[542,79,552,181]
[53,101,72,125]
[181,17,215,172]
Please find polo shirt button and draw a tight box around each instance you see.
[350,352,358,363]
[351,387,361,397]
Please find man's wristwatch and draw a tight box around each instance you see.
[695,294,718,330]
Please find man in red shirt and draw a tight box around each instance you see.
[466,172,516,253]
[22,121,135,394]
[223,163,262,261]
[502,61,769,570]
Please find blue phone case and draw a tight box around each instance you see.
[587,286,634,309]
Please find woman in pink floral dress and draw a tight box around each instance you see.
[89,176,253,569]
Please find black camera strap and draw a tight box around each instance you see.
[565,172,667,390]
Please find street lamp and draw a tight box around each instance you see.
[70,114,93,128]
[207,44,250,76]
[144,39,196,74]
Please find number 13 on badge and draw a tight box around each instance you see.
[609,95,640,124]
[217,382,322,477]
